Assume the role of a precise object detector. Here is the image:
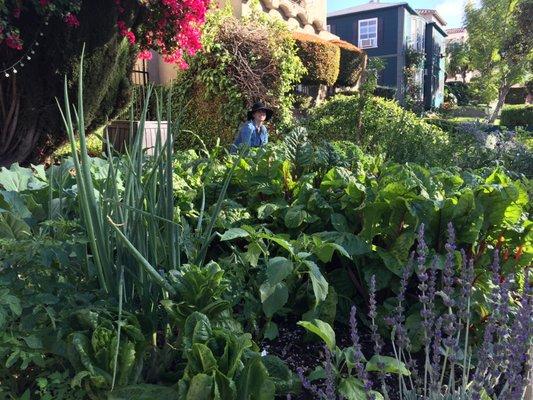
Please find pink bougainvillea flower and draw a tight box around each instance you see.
[64,13,80,27]
[2,0,209,64]
[138,50,153,60]
[5,34,23,50]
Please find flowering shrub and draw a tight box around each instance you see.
[449,122,533,177]
[297,224,532,399]
[0,0,210,66]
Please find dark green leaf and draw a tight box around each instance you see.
[260,282,288,318]
[265,257,293,286]
[304,260,329,304]
[220,228,250,241]
[185,374,213,400]
[108,384,179,400]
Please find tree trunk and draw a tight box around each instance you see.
[0,0,138,167]
[488,84,510,124]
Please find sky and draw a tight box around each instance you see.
[327,0,476,29]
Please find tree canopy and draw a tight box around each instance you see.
[446,41,472,83]
[465,0,533,122]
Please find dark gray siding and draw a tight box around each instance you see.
[327,7,400,57]
[424,24,447,109]
[327,7,403,88]
[377,56,398,87]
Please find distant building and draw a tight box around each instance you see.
[445,27,468,45]
[416,9,447,110]
[327,1,448,110]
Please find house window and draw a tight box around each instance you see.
[327,24,331,32]
[132,59,149,85]
[358,18,378,48]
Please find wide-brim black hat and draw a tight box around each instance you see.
[247,102,274,121]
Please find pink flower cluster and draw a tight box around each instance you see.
[1,0,210,69]
[64,13,80,28]
[117,0,210,68]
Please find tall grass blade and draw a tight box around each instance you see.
[56,46,110,293]
[195,149,244,266]
[111,265,125,390]
[107,216,176,295]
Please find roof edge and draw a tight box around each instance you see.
[328,2,417,18]
[428,21,448,37]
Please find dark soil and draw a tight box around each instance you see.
[261,317,404,400]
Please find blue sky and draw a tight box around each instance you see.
[327,0,472,28]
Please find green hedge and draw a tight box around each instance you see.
[305,94,451,166]
[293,33,340,86]
[424,117,463,133]
[504,87,527,105]
[500,104,533,129]
[330,39,365,87]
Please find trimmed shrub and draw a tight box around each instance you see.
[304,94,451,166]
[425,117,463,133]
[293,32,340,86]
[373,86,396,99]
[504,87,527,104]
[171,11,304,150]
[500,104,533,129]
[330,39,366,87]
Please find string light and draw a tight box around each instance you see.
[1,18,49,79]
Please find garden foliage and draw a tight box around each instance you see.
[172,7,305,150]
[305,94,450,166]
[445,81,475,106]
[1,124,531,397]
[424,119,533,177]
[0,68,530,398]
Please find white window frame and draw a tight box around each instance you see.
[358,17,378,49]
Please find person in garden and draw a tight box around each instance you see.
[231,102,273,153]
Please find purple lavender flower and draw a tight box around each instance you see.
[350,306,373,394]
[368,275,383,356]
[471,251,507,398]
[442,223,456,309]
[417,223,428,273]
[458,249,474,322]
[419,255,437,347]
[504,273,532,398]
[430,317,443,392]
[297,367,325,399]
[324,346,336,400]
[387,252,414,352]
[441,224,458,363]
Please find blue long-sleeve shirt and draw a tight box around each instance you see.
[231,121,268,153]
